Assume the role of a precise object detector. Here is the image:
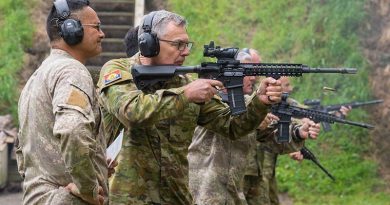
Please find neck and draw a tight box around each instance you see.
[52,41,87,64]
[139,55,152,65]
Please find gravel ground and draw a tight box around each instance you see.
[0,191,22,205]
[0,190,294,205]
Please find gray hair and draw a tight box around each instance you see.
[236,51,252,62]
[138,10,187,39]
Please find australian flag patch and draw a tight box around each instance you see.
[104,70,122,85]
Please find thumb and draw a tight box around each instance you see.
[301,122,310,131]
[207,79,224,88]
[65,183,81,196]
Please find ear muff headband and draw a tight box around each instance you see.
[53,0,84,45]
[54,0,71,19]
[242,48,250,55]
[138,12,160,57]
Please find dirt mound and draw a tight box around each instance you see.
[361,0,390,191]
[19,1,51,88]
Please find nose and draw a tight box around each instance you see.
[99,29,105,39]
[180,46,191,56]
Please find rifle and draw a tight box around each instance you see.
[271,93,374,143]
[300,146,335,181]
[132,41,357,115]
[303,99,383,131]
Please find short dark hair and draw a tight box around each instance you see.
[124,25,139,57]
[46,0,90,42]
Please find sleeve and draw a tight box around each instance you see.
[267,121,305,155]
[197,92,270,140]
[52,63,99,201]
[102,82,191,126]
[98,60,192,127]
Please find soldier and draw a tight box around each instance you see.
[244,76,321,205]
[17,0,108,204]
[188,49,316,205]
[97,10,282,205]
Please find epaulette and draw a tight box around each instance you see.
[97,58,134,92]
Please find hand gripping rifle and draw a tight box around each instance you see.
[300,146,335,181]
[303,98,383,131]
[271,93,374,143]
[132,41,357,115]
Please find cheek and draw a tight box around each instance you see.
[163,50,180,63]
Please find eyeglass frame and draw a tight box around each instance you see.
[159,39,193,51]
[82,23,102,31]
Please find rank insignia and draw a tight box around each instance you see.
[104,70,122,85]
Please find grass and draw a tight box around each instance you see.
[1,0,389,203]
[0,0,34,118]
[168,0,390,204]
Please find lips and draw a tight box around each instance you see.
[175,61,184,65]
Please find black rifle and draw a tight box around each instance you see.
[271,93,374,142]
[304,99,383,131]
[300,146,335,181]
[132,41,357,115]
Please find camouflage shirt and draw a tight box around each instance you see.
[97,54,269,205]
[17,49,108,205]
[188,125,257,205]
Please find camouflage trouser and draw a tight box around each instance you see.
[109,143,161,205]
[244,148,279,205]
[23,185,89,205]
[261,148,279,205]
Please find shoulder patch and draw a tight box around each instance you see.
[104,70,122,85]
[67,87,89,109]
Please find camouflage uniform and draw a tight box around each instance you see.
[188,125,257,205]
[97,54,269,205]
[16,49,108,205]
[244,98,305,205]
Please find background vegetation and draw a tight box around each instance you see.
[168,0,389,204]
[0,0,34,118]
[1,0,389,204]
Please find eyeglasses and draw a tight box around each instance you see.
[83,23,102,31]
[159,39,193,51]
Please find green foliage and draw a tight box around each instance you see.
[168,0,389,203]
[0,0,34,117]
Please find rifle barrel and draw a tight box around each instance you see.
[325,99,384,112]
[301,147,336,181]
[287,105,375,129]
[310,159,336,181]
[302,67,357,74]
[336,118,374,129]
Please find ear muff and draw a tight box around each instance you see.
[242,48,250,55]
[54,0,84,45]
[138,12,160,57]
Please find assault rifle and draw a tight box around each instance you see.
[132,41,357,115]
[300,146,335,181]
[271,93,374,143]
[303,98,383,131]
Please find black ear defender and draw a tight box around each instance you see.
[242,48,250,55]
[54,0,84,45]
[138,12,160,57]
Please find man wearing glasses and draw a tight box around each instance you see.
[17,0,108,204]
[97,10,282,205]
